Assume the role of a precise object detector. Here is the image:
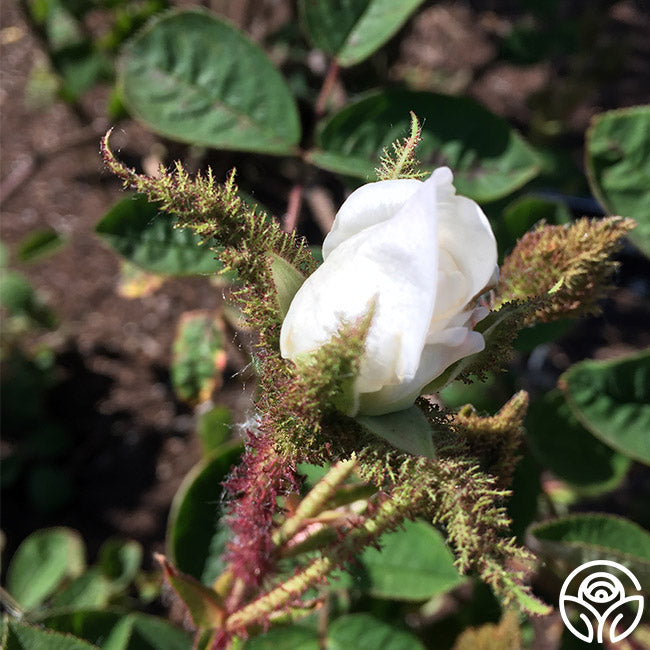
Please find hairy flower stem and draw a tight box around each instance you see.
[226,556,333,634]
[223,427,300,593]
[101,131,318,351]
[272,456,358,547]
[225,482,422,636]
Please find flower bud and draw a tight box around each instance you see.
[280,167,498,416]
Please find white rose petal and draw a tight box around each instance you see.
[280,167,498,416]
[322,178,423,259]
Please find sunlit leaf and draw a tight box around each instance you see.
[299,0,425,67]
[119,9,300,154]
[245,625,319,649]
[48,570,111,610]
[166,443,242,585]
[270,254,306,319]
[310,90,540,202]
[6,528,85,611]
[96,194,230,277]
[98,538,143,592]
[561,349,650,465]
[17,228,65,263]
[527,513,650,584]
[351,520,464,601]
[2,616,99,650]
[41,610,192,650]
[157,556,225,629]
[527,390,630,495]
[246,614,425,649]
[171,311,227,405]
[116,260,165,299]
[327,614,425,649]
[586,105,650,256]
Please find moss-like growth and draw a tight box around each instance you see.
[454,391,528,488]
[375,112,429,181]
[496,217,635,322]
[102,131,317,351]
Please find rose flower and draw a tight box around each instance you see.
[280,167,498,416]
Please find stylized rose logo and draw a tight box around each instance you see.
[560,560,644,643]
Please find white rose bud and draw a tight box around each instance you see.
[280,167,499,416]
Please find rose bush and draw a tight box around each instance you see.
[280,167,499,416]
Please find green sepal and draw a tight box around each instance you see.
[355,406,436,458]
[269,254,306,319]
[156,555,225,629]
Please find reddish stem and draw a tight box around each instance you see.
[282,183,304,233]
[222,426,299,596]
[314,60,340,117]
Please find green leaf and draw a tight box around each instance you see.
[304,149,371,179]
[245,626,319,649]
[171,311,227,405]
[586,105,650,256]
[327,614,425,650]
[41,610,192,650]
[123,613,192,650]
[3,616,99,650]
[0,241,9,267]
[33,1,83,49]
[17,228,65,263]
[96,194,230,277]
[6,527,86,611]
[98,539,143,592]
[246,615,425,649]
[356,406,436,458]
[527,513,650,584]
[310,90,541,202]
[197,405,232,456]
[116,260,166,299]
[0,271,32,314]
[54,43,111,100]
[35,610,127,648]
[299,0,425,67]
[526,390,630,495]
[561,349,650,465]
[48,569,111,610]
[166,443,242,585]
[0,270,58,329]
[269,254,306,319]
[297,462,331,488]
[352,520,464,601]
[119,9,300,154]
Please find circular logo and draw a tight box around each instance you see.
[559,560,644,644]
